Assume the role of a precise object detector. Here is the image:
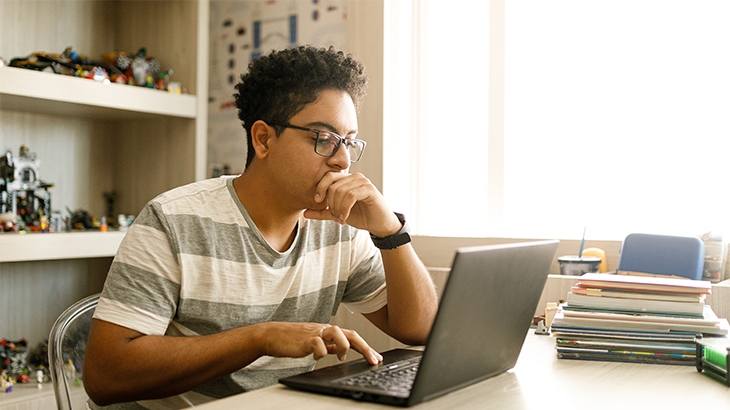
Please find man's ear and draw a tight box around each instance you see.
[250,120,273,159]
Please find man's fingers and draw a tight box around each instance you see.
[310,337,328,361]
[310,174,374,225]
[329,327,382,365]
[303,208,335,221]
[310,325,382,364]
[318,325,350,361]
[341,329,383,365]
[313,172,348,205]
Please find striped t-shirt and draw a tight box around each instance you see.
[92,176,387,409]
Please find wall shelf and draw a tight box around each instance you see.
[0,2,208,408]
[0,66,197,120]
[0,231,125,263]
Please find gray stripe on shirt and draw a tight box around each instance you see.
[102,261,180,318]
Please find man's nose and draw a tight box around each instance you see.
[328,142,351,169]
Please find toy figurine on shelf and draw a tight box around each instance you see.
[29,342,49,371]
[167,81,182,94]
[9,46,104,79]
[0,146,54,232]
[66,207,94,230]
[1,370,12,393]
[130,47,160,87]
[0,151,14,232]
[0,338,30,383]
[0,216,13,232]
[66,206,109,231]
[102,50,132,84]
[9,45,183,91]
[36,369,44,389]
[9,46,75,71]
[87,66,110,83]
[155,69,173,90]
[101,47,183,90]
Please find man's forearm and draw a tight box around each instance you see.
[378,244,439,344]
[84,320,267,405]
[84,318,382,406]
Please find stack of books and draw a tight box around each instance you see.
[551,273,729,365]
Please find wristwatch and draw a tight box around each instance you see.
[370,212,411,250]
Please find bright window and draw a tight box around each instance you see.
[384,0,491,235]
[384,0,730,240]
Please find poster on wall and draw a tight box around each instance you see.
[208,0,348,177]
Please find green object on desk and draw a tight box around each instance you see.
[703,345,728,370]
[696,339,730,386]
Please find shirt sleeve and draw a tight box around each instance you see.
[94,201,182,335]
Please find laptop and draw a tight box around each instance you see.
[279,240,559,407]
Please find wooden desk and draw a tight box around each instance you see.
[194,331,730,409]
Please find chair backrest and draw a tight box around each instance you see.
[48,293,100,410]
[617,233,705,280]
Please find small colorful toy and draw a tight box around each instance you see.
[9,46,101,77]
[0,146,54,232]
[9,46,182,91]
[1,370,13,393]
[0,338,30,380]
[103,47,164,88]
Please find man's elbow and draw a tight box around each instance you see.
[83,346,133,406]
[85,387,114,407]
[395,322,433,346]
[83,357,123,406]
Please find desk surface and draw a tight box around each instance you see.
[195,331,730,409]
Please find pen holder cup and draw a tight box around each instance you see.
[558,256,602,276]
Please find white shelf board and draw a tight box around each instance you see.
[0,66,197,120]
[0,230,125,262]
[0,380,87,410]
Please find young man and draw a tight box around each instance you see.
[83,46,438,409]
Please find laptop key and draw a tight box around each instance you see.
[334,357,421,392]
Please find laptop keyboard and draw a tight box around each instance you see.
[334,356,422,394]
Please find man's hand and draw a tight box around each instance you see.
[304,172,402,237]
[84,319,382,405]
[262,322,383,365]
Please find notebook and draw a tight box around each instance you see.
[279,239,559,407]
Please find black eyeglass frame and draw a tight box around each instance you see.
[266,121,367,163]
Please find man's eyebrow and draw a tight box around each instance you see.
[306,121,358,137]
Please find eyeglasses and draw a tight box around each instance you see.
[267,121,367,163]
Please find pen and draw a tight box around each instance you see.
[578,226,586,258]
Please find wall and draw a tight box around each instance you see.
[0,259,110,346]
[202,1,730,282]
[207,0,350,177]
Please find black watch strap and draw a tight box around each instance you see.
[370,212,411,250]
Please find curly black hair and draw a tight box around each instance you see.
[234,45,368,168]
